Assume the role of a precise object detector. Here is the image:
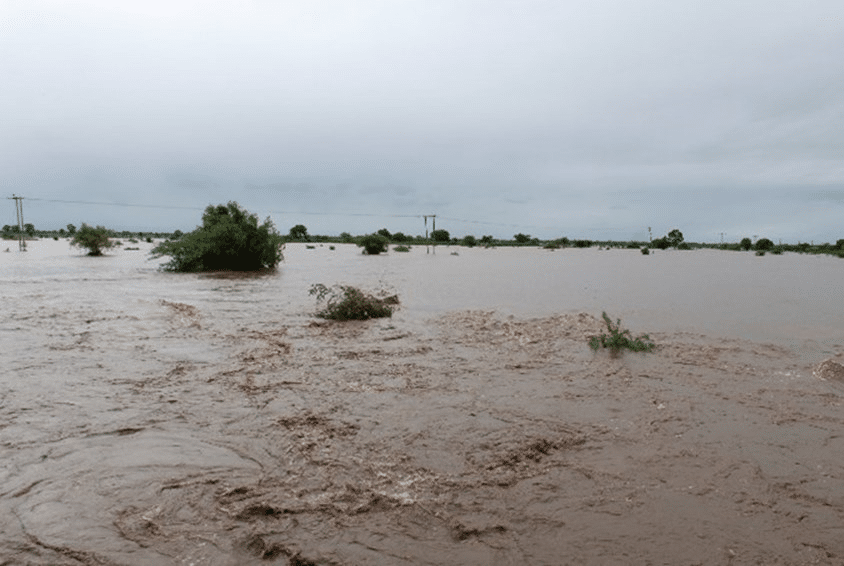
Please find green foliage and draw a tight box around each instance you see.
[651,237,669,250]
[754,238,774,251]
[480,235,494,245]
[391,232,409,242]
[666,229,684,247]
[377,228,392,239]
[513,233,531,244]
[393,245,411,252]
[309,284,397,321]
[339,232,353,243]
[573,239,593,248]
[23,223,35,237]
[462,235,477,247]
[755,250,766,256]
[71,224,115,256]
[589,312,655,353]
[677,242,691,250]
[836,239,844,250]
[641,247,650,255]
[358,233,389,255]
[66,223,77,235]
[430,229,450,242]
[288,224,309,241]
[151,202,284,272]
[740,237,753,251]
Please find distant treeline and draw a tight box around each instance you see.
[4,223,844,258]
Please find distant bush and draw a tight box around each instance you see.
[514,233,531,244]
[573,239,592,248]
[288,224,309,241]
[462,235,477,247]
[151,202,284,272]
[71,224,115,256]
[358,234,389,255]
[641,247,650,255]
[393,245,411,252]
[755,238,774,251]
[430,229,450,242]
[740,237,753,251]
[589,312,655,353]
[677,242,691,250]
[755,250,766,256]
[652,237,670,250]
[309,284,397,320]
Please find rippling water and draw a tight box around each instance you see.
[2,240,843,564]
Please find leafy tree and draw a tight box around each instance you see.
[462,235,477,247]
[430,229,450,242]
[358,233,389,255]
[652,237,670,250]
[71,224,115,256]
[666,229,684,247]
[740,237,753,251]
[514,233,531,244]
[23,223,35,237]
[754,238,774,251]
[836,239,844,250]
[66,224,77,235]
[171,230,184,240]
[377,228,392,240]
[391,231,409,242]
[339,232,353,243]
[480,235,494,245]
[288,224,309,241]
[151,202,284,272]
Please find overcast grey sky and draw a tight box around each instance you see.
[2,0,842,242]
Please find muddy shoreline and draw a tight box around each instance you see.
[2,242,843,564]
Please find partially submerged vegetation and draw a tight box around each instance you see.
[150,202,284,272]
[589,312,655,353]
[10,220,844,259]
[309,284,398,321]
[71,224,115,256]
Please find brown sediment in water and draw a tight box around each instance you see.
[1,242,843,565]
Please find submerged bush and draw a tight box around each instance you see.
[393,245,411,252]
[150,202,284,272]
[358,233,389,255]
[589,312,655,353]
[71,224,115,256]
[309,284,397,320]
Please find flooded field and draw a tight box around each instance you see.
[2,240,843,565]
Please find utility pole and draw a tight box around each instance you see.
[720,232,725,244]
[423,214,436,254]
[8,194,26,251]
[648,227,652,242]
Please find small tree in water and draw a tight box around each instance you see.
[71,224,115,256]
[151,202,284,272]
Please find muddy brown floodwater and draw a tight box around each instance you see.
[2,240,844,565]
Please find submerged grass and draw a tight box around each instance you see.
[589,312,655,353]
[309,284,398,321]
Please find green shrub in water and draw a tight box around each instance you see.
[309,284,398,321]
[150,201,283,272]
[358,234,389,255]
[589,312,655,353]
[393,245,411,252]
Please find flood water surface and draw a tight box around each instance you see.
[2,241,843,565]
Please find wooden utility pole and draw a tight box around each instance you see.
[423,214,436,254]
[8,194,26,251]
